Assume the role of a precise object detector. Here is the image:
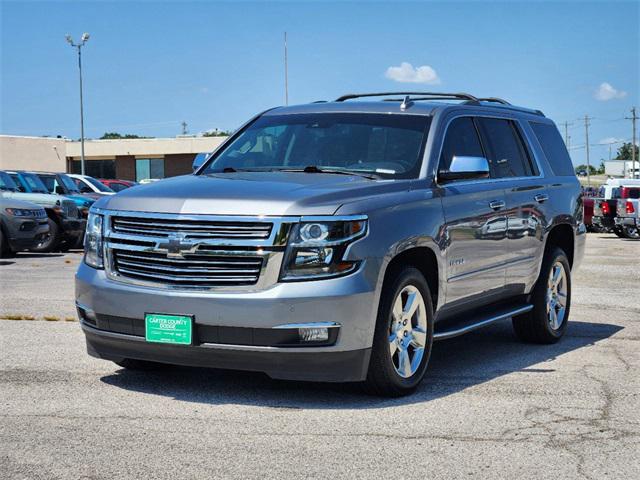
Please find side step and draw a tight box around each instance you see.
[433,304,533,341]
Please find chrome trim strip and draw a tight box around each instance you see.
[433,304,533,341]
[273,322,341,329]
[447,255,536,283]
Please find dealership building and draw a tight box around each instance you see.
[0,135,227,181]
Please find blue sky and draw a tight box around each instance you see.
[1,0,638,166]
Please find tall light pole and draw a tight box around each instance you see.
[65,33,90,175]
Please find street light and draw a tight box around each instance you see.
[65,33,90,175]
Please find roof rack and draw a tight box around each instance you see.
[475,97,511,105]
[335,92,480,103]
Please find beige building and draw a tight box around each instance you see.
[0,135,227,180]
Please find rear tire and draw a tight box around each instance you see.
[0,227,6,258]
[29,218,59,253]
[613,226,626,238]
[113,359,166,371]
[621,225,639,239]
[364,267,434,397]
[513,247,571,344]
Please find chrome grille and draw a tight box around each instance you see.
[112,216,272,240]
[61,200,79,219]
[112,249,263,287]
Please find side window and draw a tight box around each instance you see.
[438,117,484,174]
[530,122,575,176]
[477,118,535,178]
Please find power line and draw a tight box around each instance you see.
[625,107,638,178]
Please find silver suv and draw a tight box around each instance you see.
[76,92,585,396]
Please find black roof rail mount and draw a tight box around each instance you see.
[335,92,480,103]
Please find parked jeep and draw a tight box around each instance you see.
[0,196,50,256]
[0,170,85,252]
[76,92,585,396]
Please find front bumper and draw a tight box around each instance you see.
[6,218,49,251]
[61,217,86,241]
[75,261,379,382]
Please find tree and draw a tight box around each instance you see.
[99,132,151,140]
[615,142,639,160]
[202,130,231,137]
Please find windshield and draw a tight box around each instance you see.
[200,113,431,179]
[22,173,49,193]
[59,174,80,193]
[85,176,114,192]
[0,171,18,191]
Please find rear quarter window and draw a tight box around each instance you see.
[530,122,576,176]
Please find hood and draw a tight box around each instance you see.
[65,194,95,207]
[0,191,66,208]
[0,194,45,210]
[98,172,410,216]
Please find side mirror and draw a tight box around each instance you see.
[439,156,490,182]
[192,153,209,172]
[55,185,65,194]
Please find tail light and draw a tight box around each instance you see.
[601,201,610,215]
[627,201,635,214]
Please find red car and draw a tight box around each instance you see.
[98,179,137,192]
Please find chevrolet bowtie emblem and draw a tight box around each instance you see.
[157,233,195,258]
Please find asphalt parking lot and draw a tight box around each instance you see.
[1,234,639,479]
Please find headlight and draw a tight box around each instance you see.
[281,217,367,281]
[5,208,37,217]
[84,212,104,269]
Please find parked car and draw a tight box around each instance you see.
[76,92,585,396]
[68,174,116,196]
[615,199,640,239]
[0,170,85,252]
[30,171,96,216]
[0,197,50,256]
[99,179,137,192]
[592,183,640,236]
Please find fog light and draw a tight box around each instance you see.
[298,327,329,342]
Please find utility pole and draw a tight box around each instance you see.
[626,107,638,178]
[181,121,188,135]
[562,121,573,147]
[584,115,592,187]
[65,33,90,175]
[284,32,289,106]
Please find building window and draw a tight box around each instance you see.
[69,159,116,179]
[136,158,164,182]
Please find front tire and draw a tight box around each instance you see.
[513,247,571,344]
[30,218,59,253]
[364,267,434,397]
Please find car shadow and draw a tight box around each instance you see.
[13,253,64,258]
[100,319,622,408]
[0,260,16,266]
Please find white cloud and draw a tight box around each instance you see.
[594,82,627,101]
[385,62,440,84]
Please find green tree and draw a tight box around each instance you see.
[615,142,639,160]
[202,130,231,137]
[100,132,151,140]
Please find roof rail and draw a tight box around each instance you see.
[476,97,511,105]
[335,92,480,103]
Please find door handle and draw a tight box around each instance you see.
[489,200,506,211]
[534,194,549,203]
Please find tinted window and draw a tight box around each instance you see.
[0,171,18,191]
[438,117,484,173]
[109,182,129,192]
[37,175,56,193]
[530,122,575,176]
[201,113,431,179]
[477,118,534,178]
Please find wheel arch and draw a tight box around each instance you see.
[544,222,575,268]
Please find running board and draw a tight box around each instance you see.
[433,304,533,341]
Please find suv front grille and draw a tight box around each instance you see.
[62,200,79,219]
[112,216,272,240]
[112,249,263,287]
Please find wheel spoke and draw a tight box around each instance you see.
[552,265,562,288]
[389,335,398,357]
[392,295,403,322]
[404,291,419,319]
[398,349,412,377]
[556,292,567,306]
[411,327,427,348]
[549,307,558,329]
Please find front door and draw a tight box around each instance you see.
[437,116,509,306]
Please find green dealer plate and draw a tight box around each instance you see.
[145,313,193,345]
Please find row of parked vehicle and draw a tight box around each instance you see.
[0,170,136,256]
[583,178,640,239]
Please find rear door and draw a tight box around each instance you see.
[438,116,509,306]
[476,117,548,294]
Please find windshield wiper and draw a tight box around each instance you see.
[278,166,380,180]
